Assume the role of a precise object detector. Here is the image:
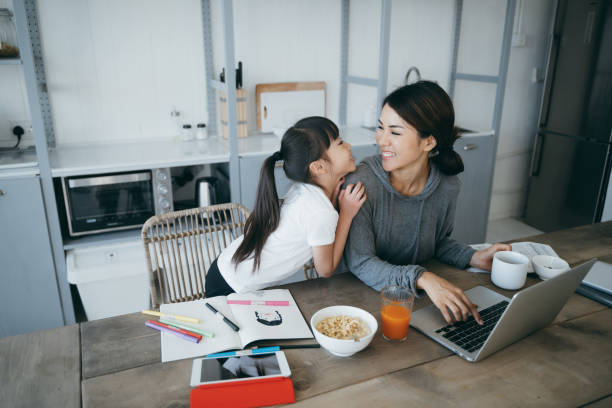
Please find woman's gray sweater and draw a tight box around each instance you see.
[343,155,476,294]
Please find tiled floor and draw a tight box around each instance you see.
[485,218,543,243]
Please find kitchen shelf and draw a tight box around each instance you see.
[0,58,22,65]
[63,228,142,250]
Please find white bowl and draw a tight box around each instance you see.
[310,305,378,357]
[532,255,570,280]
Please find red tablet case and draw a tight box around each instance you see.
[190,376,295,408]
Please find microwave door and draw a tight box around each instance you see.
[63,172,155,236]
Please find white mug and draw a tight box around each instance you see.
[491,251,530,290]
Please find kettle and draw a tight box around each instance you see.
[195,177,220,207]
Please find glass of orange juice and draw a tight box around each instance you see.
[381,286,414,341]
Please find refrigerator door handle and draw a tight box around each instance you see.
[530,133,546,177]
[538,33,561,127]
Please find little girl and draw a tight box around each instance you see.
[205,116,366,296]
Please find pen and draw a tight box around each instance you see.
[142,310,200,324]
[145,320,200,343]
[227,300,290,306]
[206,346,280,358]
[160,318,215,338]
[205,303,240,332]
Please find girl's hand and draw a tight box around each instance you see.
[338,182,366,219]
[416,271,483,325]
[331,177,345,210]
[470,243,512,271]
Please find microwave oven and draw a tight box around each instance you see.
[61,169,173,237]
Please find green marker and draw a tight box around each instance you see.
[160,318,214,338]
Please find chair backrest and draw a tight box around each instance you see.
[142,203,250,308]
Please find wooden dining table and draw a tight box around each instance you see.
[2,222,612,407]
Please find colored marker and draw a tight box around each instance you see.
[205,303,240,332]
[206,347,280,358]
[141,310,200,324]
[147,320,202,341]
[160,318,214,338]
[227,300,290,306]
[145,320,200,343]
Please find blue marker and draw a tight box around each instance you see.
[205,346,280,358]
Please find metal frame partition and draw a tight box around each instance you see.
[203,0,241,204]
[448,0,516,226]
[203,0,392,200]
[13,0,75,324]
[338,0,392,126]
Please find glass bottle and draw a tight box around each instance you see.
[0,8,19,58]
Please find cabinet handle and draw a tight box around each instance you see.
[463,144,478,151]
[275,161,284,168]
[0,189,5,196]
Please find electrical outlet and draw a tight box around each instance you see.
[8,120,33,144]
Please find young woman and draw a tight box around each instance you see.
[205,116,366,297]
[343,81,511,325]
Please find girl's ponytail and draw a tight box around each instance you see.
[232,152,282,271]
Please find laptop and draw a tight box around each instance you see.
[581,261,612,295]
[410,259,596,362]
[576,261,612,307]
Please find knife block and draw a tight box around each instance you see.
[219,88,248,139]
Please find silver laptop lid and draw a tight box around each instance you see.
[476,259,596,361]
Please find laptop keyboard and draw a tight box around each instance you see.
[434,300,509,353]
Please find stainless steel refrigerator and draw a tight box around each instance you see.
[524,0,612,232]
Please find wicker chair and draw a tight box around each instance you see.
[142,203,250,309]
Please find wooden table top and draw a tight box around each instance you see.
[2,222,611,407]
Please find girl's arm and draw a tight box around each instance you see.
[312,182,366,277]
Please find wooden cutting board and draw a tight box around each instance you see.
[255,82,326,132]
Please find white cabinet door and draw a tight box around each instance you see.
[453,133,496,244]
[0,176,64,337]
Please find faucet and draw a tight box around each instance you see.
[404,66,422,85]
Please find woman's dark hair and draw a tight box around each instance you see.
[232,116,339,271]
[383,80,464,175]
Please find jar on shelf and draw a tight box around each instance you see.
[0,8,19,58]
[181,124,194,141]
[195,123,208,140]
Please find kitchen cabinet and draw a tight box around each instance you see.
[239,142,378,212]
[452,132,496,244]
[0,175,64,337]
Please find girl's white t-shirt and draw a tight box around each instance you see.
[217,183,338,293]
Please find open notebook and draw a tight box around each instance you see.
[159,289,314,362]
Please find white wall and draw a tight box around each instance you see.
[35,0,207,144]
[1,0,554,221]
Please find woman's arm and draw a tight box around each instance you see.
[312,183,366,277]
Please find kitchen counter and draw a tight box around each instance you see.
[49,138,230,177]
[48,127,379,177]
[238,126,377,157]
[0,165,39,179]
[0,146,38,174]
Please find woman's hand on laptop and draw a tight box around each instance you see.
[416,271,484,325]
[470,243,512,271]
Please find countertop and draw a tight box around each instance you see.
[48,127,378,177]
